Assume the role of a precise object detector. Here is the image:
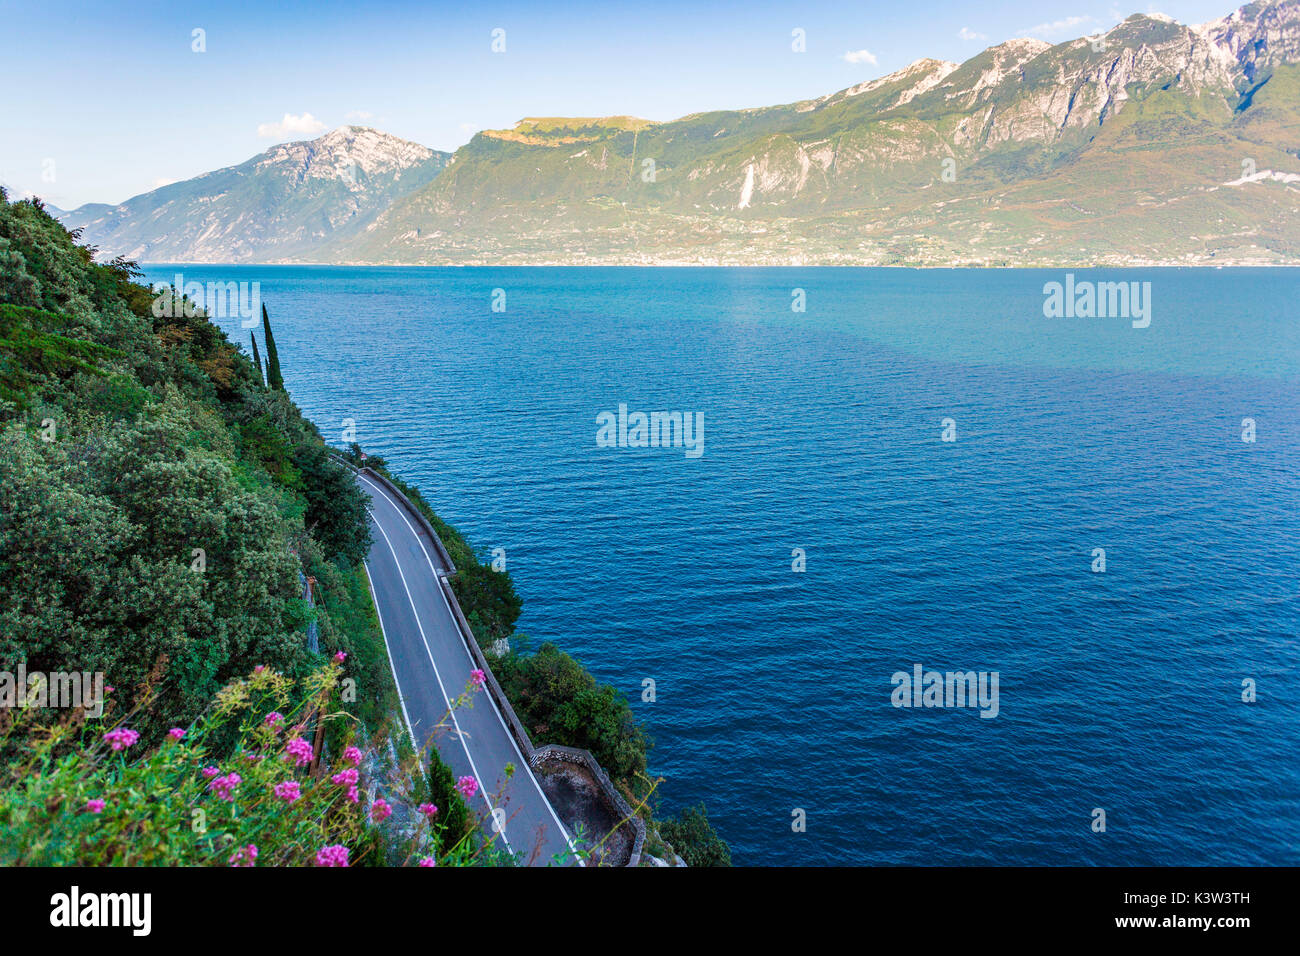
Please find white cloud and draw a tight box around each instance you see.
[256,112,328,139]
[1022,15,1093,39]
[842,49,878,65]
[958,27,987,41]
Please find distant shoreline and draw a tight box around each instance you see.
[135,260,1300,269]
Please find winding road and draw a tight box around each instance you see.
[354,469,578,866]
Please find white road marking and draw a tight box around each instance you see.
[358,472,581,861]
[366,505,515,856]
[363,561,419,754]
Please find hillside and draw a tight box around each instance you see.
[332,0,1300,265]
[58,127,448,263]
[0,190,728,865]
[0,186,432,864]
[36,3,1300,267]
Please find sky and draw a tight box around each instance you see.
[0,0,1243,208]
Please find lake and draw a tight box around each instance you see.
[142,264,1300,865]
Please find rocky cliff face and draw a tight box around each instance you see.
[59,127,448,263]
[330,0,1299,265]
[1203,0,1300,78]
[56,1,1300,266]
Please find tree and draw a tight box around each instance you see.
[453,560,522,645]
[495,642,649,784]
[261,304,284,391]
[659,804,732,867]
[427,750,472,849]
[249,332,265,386]
[0,400,309,734]
[0,304,123,408]
[292,439,371,565]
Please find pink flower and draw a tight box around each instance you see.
[470,669,486,690]
[315,844,350,867]
[455,775,478,800]
[328,764,361,804]
[333,651,347,663]
[418,857,435,867]
[102,728,139,751]
[201,765,220,778]
[229,844,258,867]
[284,737,313,767]
[274,780,302,804]
[371,798,393,823]
[253,665,266,675]
[331,767,359,787]
[244,753,265,763]
[343,745,362,766]
[208,772,242,801]
[263,711,285,730]
[85,798,106,814]
[418,802,438,818]
[167,728,186,741]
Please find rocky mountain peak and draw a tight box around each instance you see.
[257,127,436,184]
[826,58,960,110]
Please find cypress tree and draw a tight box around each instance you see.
[249,332,265,386]
[261,304,285,391]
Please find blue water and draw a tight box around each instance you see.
[144,265,1300,866]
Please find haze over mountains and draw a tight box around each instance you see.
[53,0,1300,266]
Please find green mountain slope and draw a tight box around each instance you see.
[331,0,1300,265]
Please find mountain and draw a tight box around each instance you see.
[59,127,448,263]
[329,0,1300,266]
[49,1,1300,266]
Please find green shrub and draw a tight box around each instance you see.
[294,439,370,565]
[427,748,473,851]
[496,642,649,786]
[659,803,732,867]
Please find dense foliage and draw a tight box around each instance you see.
[658,803,732,867]
[495,642,648,785]
[426,749,473,849]
[0,190,373,740]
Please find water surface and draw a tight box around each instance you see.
[144,264,1300,865]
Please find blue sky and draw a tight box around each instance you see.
[1,0,1240,208]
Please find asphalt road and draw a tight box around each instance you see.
[356,470,578,866]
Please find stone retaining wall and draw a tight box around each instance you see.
[530,744,646,867]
